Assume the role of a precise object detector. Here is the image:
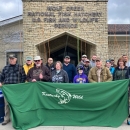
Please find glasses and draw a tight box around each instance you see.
[82,57,87,58]
[27,60,31,61]
[34,60,40,62]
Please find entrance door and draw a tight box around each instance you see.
[50,46,79,66]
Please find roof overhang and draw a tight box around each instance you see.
[36,31,96,47]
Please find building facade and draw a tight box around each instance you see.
[0,0,130,71]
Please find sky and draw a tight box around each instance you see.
[0,0,130,24]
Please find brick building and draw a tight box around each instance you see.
[0,0,130,70]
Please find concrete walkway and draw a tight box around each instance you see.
[0,120,130,130]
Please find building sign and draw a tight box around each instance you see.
[28,6,102,28]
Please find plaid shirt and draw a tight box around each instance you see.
[0,64,26,84]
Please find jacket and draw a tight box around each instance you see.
[73,73,88,83]
[88,67,112,83]
[113,66,128,80]
[23,63,34,75]
[83,66,92,76]
[27,65,51,82]
[63,63,76,82]
[51,69,69,83]
[0,64,26,84]
[46,63,55,72]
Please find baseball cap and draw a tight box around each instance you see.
[95,57,101,61]
[9,54,17,58]
[82,54,87,58]
[109,58,114,61]
[64,56,70,59]
[26,56,33,61]
[84,59,90,62]
[77,65,84,70]
[106,60,110,63]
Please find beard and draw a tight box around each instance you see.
[36,64,41,67]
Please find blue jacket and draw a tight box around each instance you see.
[73,73,88,83]
[63,63,76,82]
[109,67,115,75]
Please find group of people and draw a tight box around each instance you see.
[0,53,130,125]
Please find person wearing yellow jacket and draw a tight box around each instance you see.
[23,56,34,75]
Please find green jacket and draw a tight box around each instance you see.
[113,67,128,80]
[88,67,113,83]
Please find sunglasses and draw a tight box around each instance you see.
[34,60,40,62]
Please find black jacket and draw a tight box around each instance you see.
[51,69,69,83]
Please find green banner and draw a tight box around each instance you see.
[2,80,129,130]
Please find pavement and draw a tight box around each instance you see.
[0,120,130,130]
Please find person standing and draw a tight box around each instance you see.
[0,54,26,125]
[77,54,87,66]
[105,60,115,76]
[46,57,55,72]
[88,57,112,83]
[90,55,97,67]
[73,65,88,83]
[63,56,76,83]
[27,56,50,82]
[109,58,117,68]
[83,59,92,76]
[113,57,128,80]
[51,61,69,83]
[23,56,34,75]
[122,54,130,67]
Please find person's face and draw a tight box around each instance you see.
[9,58,17,65]
[48,58,53,64]
[92,56,97,61]
[79,69,83,74]
[106,62,111,68]
[84,61,90,66]
[96,60,102,68]
[123,56,128,62]
[110,60,114,64]
[26,60,32,65]
[34,60,42,67]
[56,63,61,70]
[81,56,87,61]
[119,60,124,66]
[64,58,70,63]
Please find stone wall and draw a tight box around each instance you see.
[23,0,108,63]
[108,36,130,64]
[0,21,23,70]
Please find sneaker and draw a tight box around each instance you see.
[2,120,10,125]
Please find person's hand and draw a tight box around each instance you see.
[39,73,43,79]
[0,82,2,87]
[32,79,36,82]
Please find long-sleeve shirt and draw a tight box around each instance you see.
[27,65,51,82]
[63,63,76,82]
[51,69,69,83]
[0,64,26,84]
[73,73,88,83]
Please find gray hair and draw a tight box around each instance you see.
[55,61,63,68]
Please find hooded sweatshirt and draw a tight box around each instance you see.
[73,73,88,83]
[23,63,34,75]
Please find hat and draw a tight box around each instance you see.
[84,59,90,62]
[34,56,42,61]
[95,57,101,61]
[82,54,87,58]
[9,54,17,58]
[26,56,33,61]
[109,58,114,61]
[64,56,70,59]
[77,65,84,71]
[106,60,110,63]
